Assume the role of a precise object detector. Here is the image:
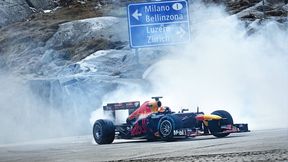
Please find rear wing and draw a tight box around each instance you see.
[103,101,140,119]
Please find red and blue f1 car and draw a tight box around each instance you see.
[93,97,249,144]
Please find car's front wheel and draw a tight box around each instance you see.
[208,110,233,138]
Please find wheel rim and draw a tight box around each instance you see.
[160,120,172,137]
[94,124,102,140]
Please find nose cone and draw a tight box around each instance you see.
[195,114,222,121]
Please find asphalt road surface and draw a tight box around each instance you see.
[0,129,287,162]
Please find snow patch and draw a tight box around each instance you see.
[43,10,52,13]
[78,16,120,31]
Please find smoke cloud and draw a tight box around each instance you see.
[0,74,55,144]
[144,2,288,130]
[0,73,99,144]
[95,2,288,130]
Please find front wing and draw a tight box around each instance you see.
[172,123,249,137]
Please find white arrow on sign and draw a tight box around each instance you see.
[176,27,186,38]
[132,9,142,20]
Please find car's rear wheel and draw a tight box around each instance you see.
[208,110,233,138]
[93,119,115,144]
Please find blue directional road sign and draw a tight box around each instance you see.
[127,0,190,48]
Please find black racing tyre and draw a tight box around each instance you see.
[158,115,175,141]
[209,110,233,138]
[93,119,115,144]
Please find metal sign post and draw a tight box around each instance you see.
[262,0,266,19]
[135,48,139,64]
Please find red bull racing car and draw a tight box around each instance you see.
[93,97,249,144]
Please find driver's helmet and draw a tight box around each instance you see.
[147,100,159,113]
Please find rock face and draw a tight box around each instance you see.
[236,0,288,20]
[0,16,128,77]
[0,0,32,27]
[203,0,288,20]
[45,17,128,62]
[27,0,56,9]
[0,0,55,27]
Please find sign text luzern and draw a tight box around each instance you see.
[127,0,190,48]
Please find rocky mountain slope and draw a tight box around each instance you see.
[0,0,55,27]
[1,0,287,76]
